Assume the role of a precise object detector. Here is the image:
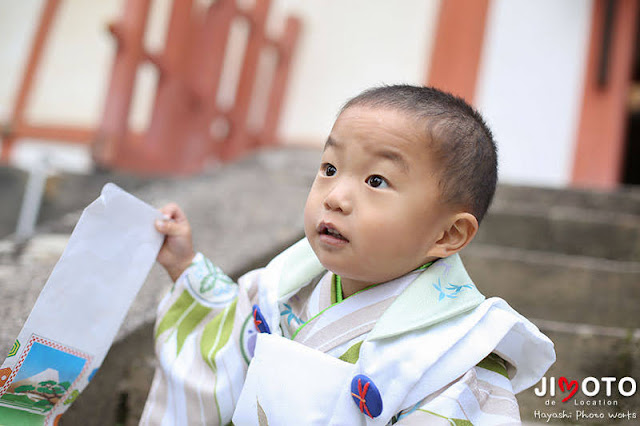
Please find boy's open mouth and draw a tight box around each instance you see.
[318,223,349,242]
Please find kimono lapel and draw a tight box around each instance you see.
[277,273,323,339]
[276,238,324,299]
[286,270,420,354]
[270,239,484,349]
[368,253,485,341]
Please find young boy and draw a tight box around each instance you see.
[141,85,555,425]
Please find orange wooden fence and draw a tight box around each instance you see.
[1,0,301,174]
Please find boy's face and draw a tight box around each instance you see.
[304,106,455,286]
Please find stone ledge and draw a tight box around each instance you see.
[475,204,640,261]
[517,328,640,425]
[494,184,640,215]
[0,146,320,365]
[463,244,640,329]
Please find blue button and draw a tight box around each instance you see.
[252,304,271,334]
[351,374,383,418]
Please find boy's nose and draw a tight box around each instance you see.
[323,182,353,214]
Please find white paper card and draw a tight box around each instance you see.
[0,183,163,424]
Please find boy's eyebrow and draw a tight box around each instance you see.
[323,136,340,151]
[372,148,409,173]
[324,136,409,172]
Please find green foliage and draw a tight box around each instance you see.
[34,380,66,395]
[14,385,35,393]
[59,381,71,390]
[33,399,53,410]
[1,393,34,404]
[0,405,47,424]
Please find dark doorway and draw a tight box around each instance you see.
[622,6,640,185]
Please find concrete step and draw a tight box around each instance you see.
[517,323,640,425]
[463,243,640,424]
[476,201,640,262]
[494,184,640,216]
[462,244,640,329]
[0,165,162,239]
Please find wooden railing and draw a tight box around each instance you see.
[1,0,301,174]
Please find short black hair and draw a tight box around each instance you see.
[341,85,498,223]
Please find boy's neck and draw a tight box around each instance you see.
[336,260,437,299]
[339,276,375,299]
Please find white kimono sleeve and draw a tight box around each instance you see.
[393,358,521,426]
[140,253,263,426]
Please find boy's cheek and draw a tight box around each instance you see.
[302,208,317,241]
[303,189,326,226]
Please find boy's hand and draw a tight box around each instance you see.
[155,203,196,282]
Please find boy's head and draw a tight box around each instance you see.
[304,85,497,287]
[341,85,498,222]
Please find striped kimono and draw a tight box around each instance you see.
[140,239,555,425]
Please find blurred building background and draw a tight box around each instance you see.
[0,1,639,424]
[1,0,638,187]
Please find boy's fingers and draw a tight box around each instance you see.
[155,218,186,236]
[154,219,167,233]
[159,204,179,218]
[159,203,188,222]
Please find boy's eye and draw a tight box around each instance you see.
[366,175,388,188]
[322,163,337,177]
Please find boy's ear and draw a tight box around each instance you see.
[426,212,479,258]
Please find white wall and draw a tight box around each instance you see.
[475,0,593,186]
[0,0,123,126]
[271,0,441,146]
[0,0,43,123]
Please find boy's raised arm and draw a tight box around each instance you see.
[154,203,196,282]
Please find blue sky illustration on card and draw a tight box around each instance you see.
[1,341,88,416]
[13,342,86,386]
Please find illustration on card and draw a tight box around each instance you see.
[0,336,90,415]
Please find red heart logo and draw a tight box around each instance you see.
[559,376,579,402]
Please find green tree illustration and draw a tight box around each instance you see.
[14,379,70,408]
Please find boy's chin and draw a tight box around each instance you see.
[315,256,348,278]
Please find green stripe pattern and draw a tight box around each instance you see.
[200,300,237,372]
[476,353,508,378]
[199,300,237,425]
[338,341,363,364]
[155,290,212,355]
[417,409,473,425]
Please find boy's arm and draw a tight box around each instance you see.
[143,203,249,425]
[165,251,239,307]
[155,202,196,282]
[392,355,521,425]
[142,252,248,425]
